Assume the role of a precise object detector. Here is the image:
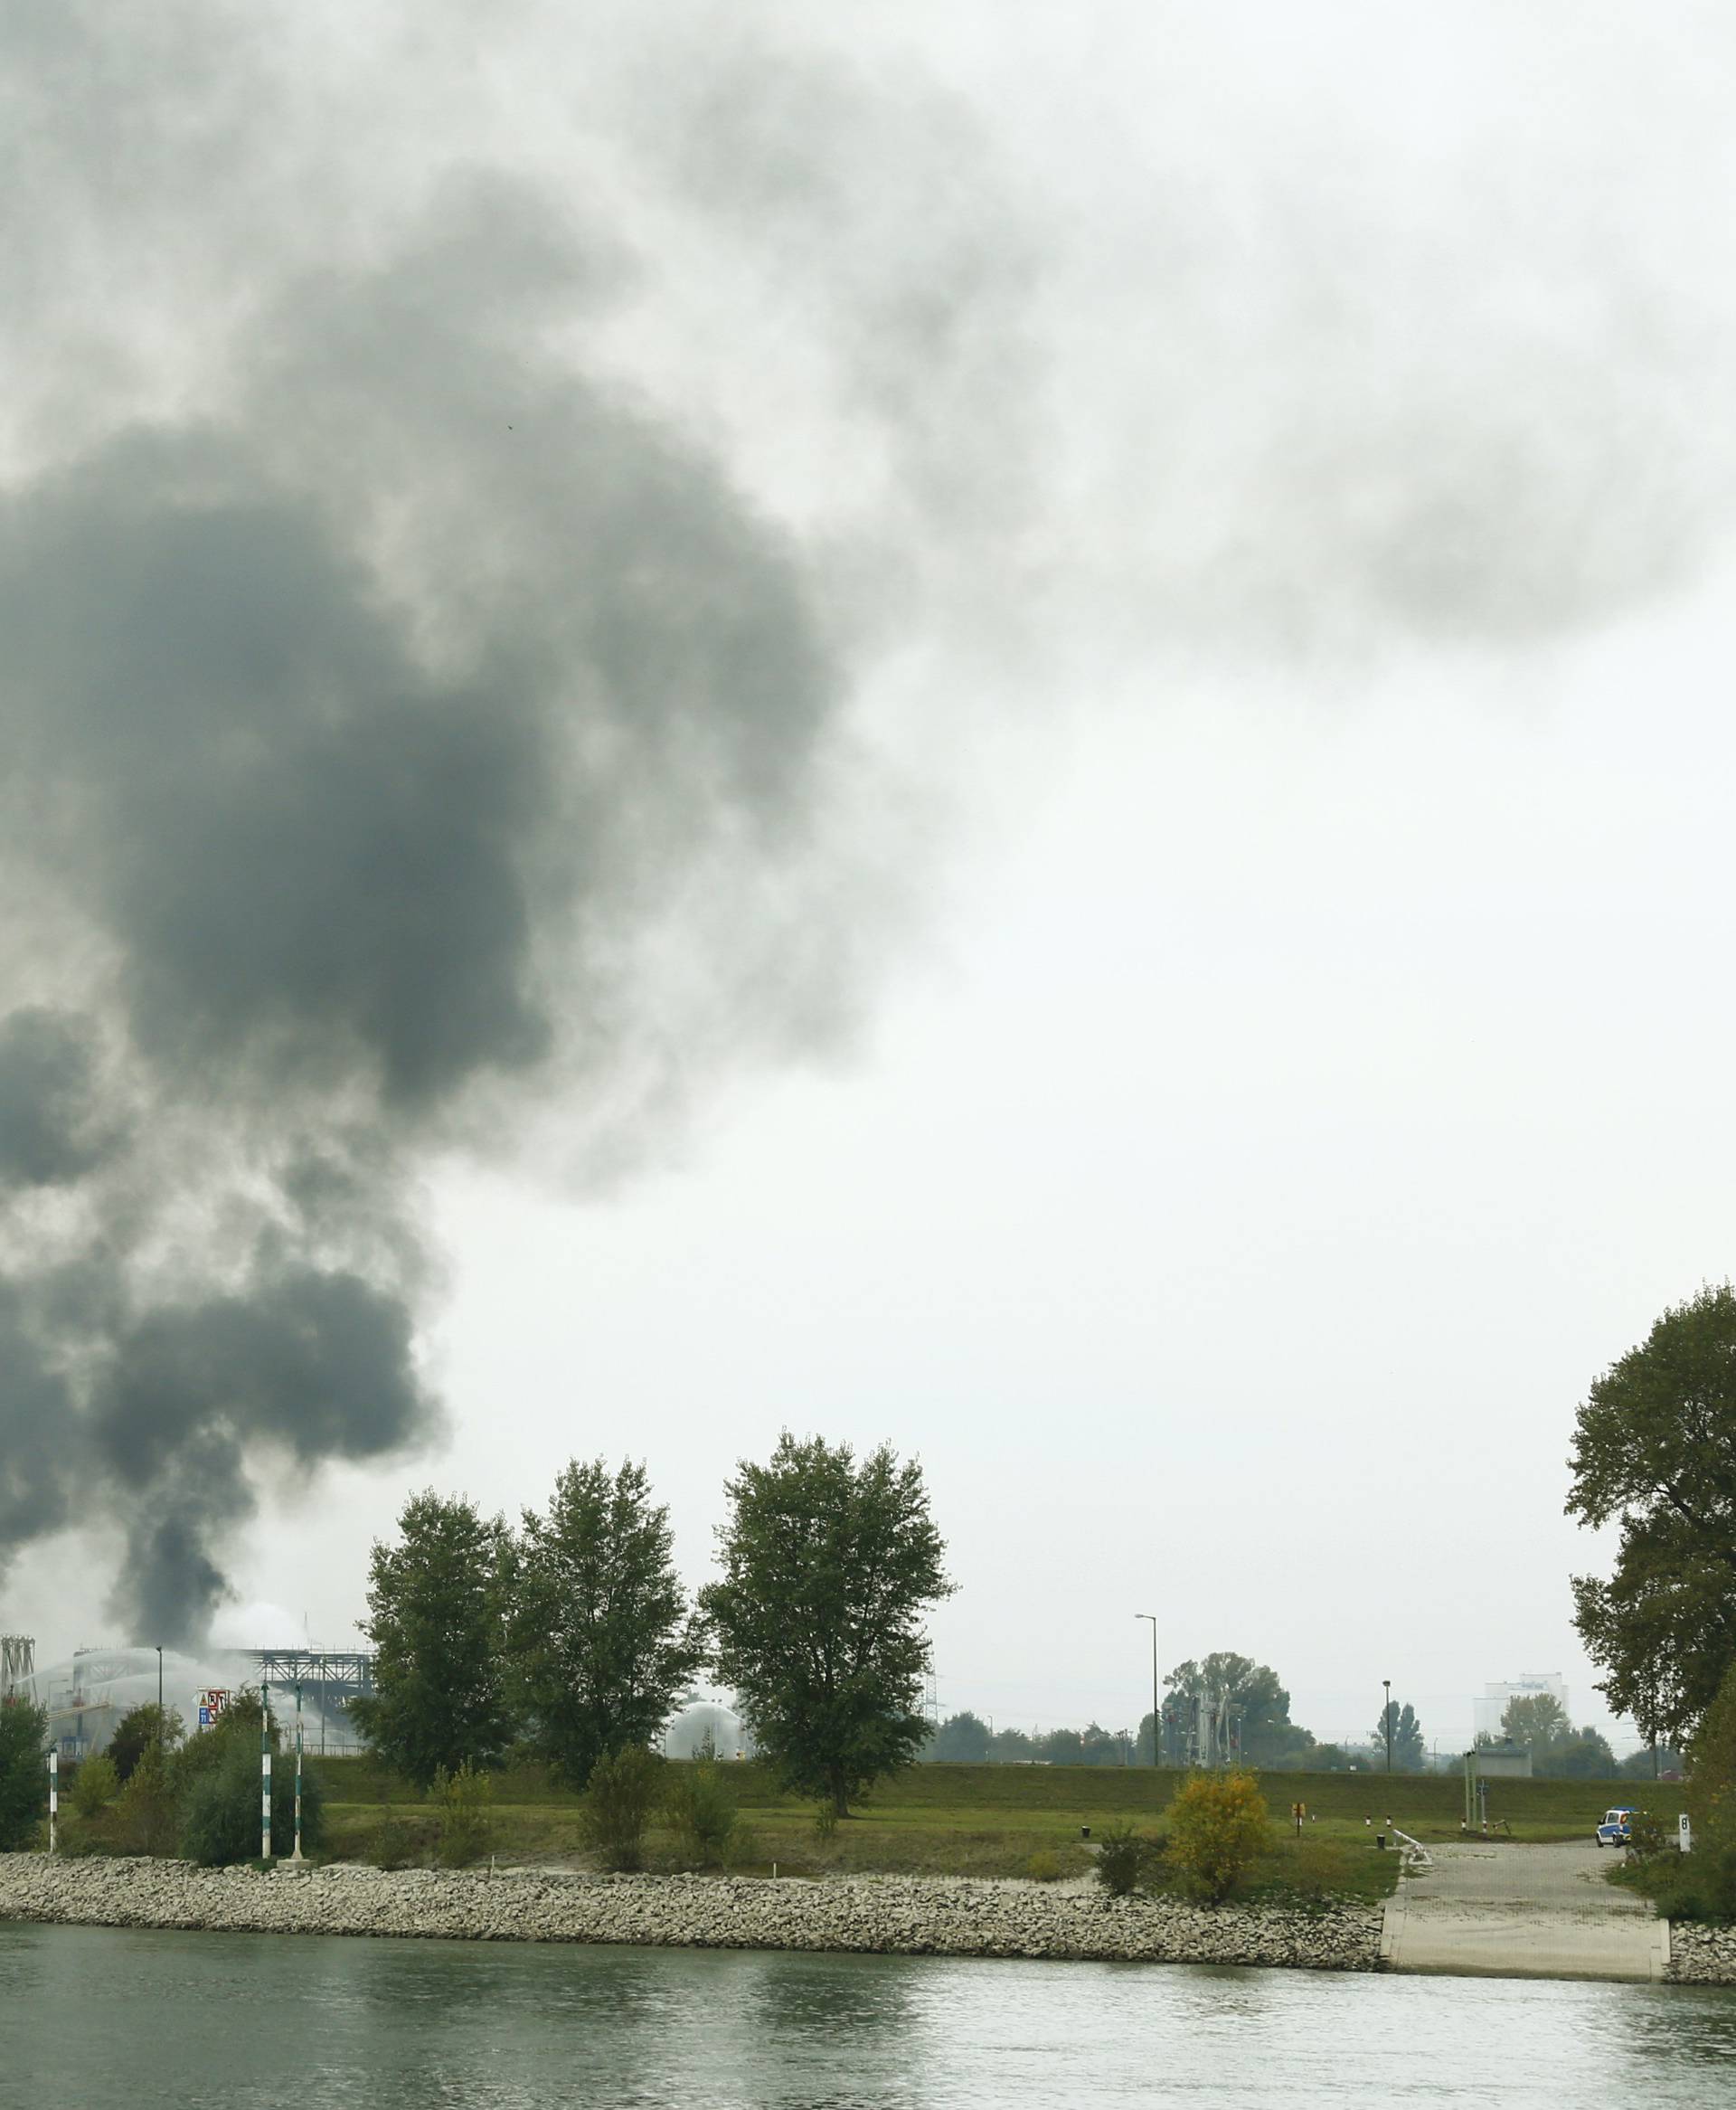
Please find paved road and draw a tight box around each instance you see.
[1380,1841,1669,1982]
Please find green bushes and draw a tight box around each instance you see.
[370,1807,417,1869]
[0,1701,48,1851]
[664,1758,738,1869]
[1093,1823,1162,1898]
[580,1746,663,1872]
[113,1737,178,1856]
[432,1763,494,1868]
[1643,1839,1736,1922]
[70,1753,119,1821]
[175,1696,323,1867]
[1646,1661,1736,1922]
[1165,1772,1271,1903]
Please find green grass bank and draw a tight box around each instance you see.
[306,1756,1680,1894]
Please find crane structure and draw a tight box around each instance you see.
[1,1635,34,1698]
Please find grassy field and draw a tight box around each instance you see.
[307,1757,1682,1895]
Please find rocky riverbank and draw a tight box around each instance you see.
[1665,1921,1736,1985]
[0,1855,1382,1972]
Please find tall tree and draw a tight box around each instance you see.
[924,1709,991,1764]
[354,1490,514,1786]
[1165,1653,1305,1764]
[508,1457,708,1788]
[1568,1282,1736,1744]
[702,1433,952,1816]
[1549,1726,1618,1780]
[0,1699,48,1851]
[108,1703,183,1784]
[1371,1699,1426,1771]
[1499,1691,1571,1761]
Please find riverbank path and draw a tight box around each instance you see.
[1380,1840,1668,1982]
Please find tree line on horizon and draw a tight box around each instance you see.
[925,1656,1427,1774]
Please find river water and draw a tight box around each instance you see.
[4,1924,1734,2108]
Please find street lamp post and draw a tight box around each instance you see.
[1136,1614,1159,1768]
[1383,1679,1392,1774]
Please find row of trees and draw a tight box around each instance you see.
[358,1434,951,1816]
[0,1692,321,1863]
[923,1660,1435,1773]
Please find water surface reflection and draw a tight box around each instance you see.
[2,1923,1732,2107]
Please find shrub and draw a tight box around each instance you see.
[431,1763,494,1868]
[1093,1822,1159,1898]
[108,1706,183,1786]
[1689,1661,1736,1843]
[664,1760,738,1869]
[175,1697,324,1866]
[71,1754,120,1821]
[812,1800,839,1843]
[1627,1812,1669,1863]
[580,1746,663,1872]
[0,1701,48,1852]
[1653,1836,1736,1922]
[370,1807,415,1869]
[1165,1771,1270,1904]
[113,1736,178,1857]
[1024,1850,1062,1883]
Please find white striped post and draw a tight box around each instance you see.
[260,1681,272,1862]
[47,1747,57,1854]
[292,1683,304,1862]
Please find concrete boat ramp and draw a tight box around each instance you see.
[1381,1840,1669,1982]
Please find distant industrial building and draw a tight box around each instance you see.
[1473,1671,1567,1741]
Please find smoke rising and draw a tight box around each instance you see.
[5,3,1736,1642]
[0,173,863,1643]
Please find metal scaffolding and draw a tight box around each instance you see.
[241,1649,376,1753]
[243,1649,376,1694]
[1,1635,34,1697]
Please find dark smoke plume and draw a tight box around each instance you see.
[0,185,860,1644]
[5,4,1735,1642]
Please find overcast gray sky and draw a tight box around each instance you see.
[5,2,1735,1755]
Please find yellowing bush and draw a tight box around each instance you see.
[1165,1770,1270,1903]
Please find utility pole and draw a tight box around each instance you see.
[1136,1614,1159,1768]
[156,1646,164,1752]
[1383,1679,1392,1774]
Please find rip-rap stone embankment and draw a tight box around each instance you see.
[1665,1921,1736,1985]
[0,1856,1382,1972]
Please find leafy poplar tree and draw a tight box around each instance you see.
[0,1699,48,1850]
[1568,1283,1736,1743]
[1370,1698,1426,1771]
[354,1490,514,1786]
[702,1433,952,1817]
[508,1457,707,1788]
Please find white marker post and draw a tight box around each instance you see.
[292,1683,305,1863]
[47,1747,57,1854]
[260,1681,272,1863]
